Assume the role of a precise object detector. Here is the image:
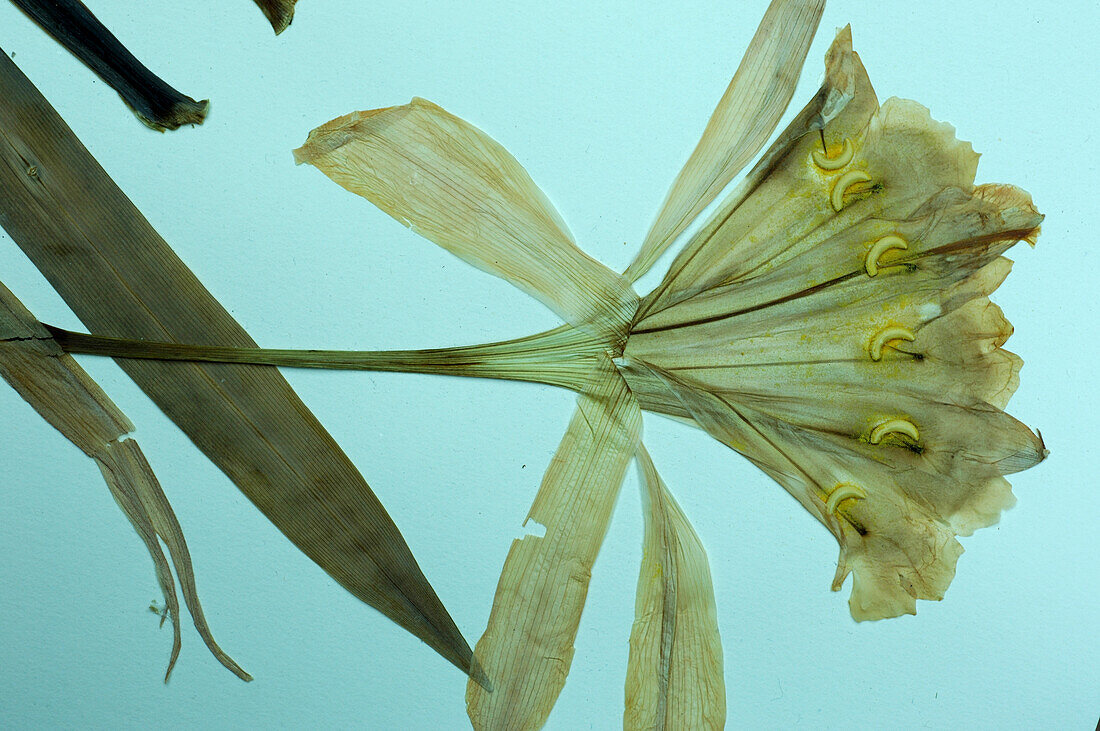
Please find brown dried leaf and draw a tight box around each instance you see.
[0,49,475,680]
[253,0,298,34]
[0,280,247,680]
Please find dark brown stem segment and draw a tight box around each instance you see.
[253,0,298,35]
[10,0,208,131]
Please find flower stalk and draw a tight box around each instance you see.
[45,323,610,393]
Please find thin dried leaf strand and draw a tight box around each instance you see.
[0,280,247,680]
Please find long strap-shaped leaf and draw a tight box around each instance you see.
[294,97,638,347]
[0,50,478,681]
[624,446,724,730]
[465,354,642,729]
[624,0,826,282]
[0,281,247,681]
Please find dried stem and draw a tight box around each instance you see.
[46,324,609,393]
[11,0,208,131]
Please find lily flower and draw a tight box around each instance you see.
[49,0,1046,727]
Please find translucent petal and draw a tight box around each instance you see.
[624,446,724,730]
[626,0,826,281]
[295,97,638,345]
[466,355,642,729]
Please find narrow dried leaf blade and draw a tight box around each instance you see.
[0,279,245,680]
[466,355,642,730]
[624,446,724,731]
[0,50,475,679]
[103,438,252,680]
[294,97,638,344]
[626,0,826,281]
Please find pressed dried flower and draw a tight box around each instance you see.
[287,11,1045,724]
[26,0,1046,726]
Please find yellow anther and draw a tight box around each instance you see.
[812,138,854,170]
[826,482,867,515]
[868,325,916,361]
[870,419,920,445]
[864,235,908,276]
[830,169,873,211]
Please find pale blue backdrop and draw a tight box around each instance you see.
[1,1,1096,728]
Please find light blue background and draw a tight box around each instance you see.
[1,1,1096,728]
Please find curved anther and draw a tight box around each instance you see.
[811,138,854,170]
[826,482,867,515]
[868,325,916,361]
[865,235,908,276]
[870,419,920,445]
[830,170,873,211]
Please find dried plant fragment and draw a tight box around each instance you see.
[10,0,208,131]
[253,0,298,34]
[0,49,477,682]
[624,446,724,731]
[465,355,642,730]
[281,9,1043,719]
[0,281,248,681]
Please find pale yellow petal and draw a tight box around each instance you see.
[624,446,724,731]
[626,183,1044,537]
[640,25,879,319]
[626,363,1037,621]
[625,0,826,281]
[466,354,642,730]
[621,27,1045,592]
[295,98,638,345]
